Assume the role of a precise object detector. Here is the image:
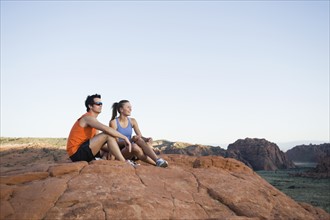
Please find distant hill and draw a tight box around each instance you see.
[152,140,226,156]
[286,143,330,163]
[226,138,295,171]
[0,137,67,147]
[285,143,330,178]
[279,141,329,152]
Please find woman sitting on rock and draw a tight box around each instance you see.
[108,100,168,168]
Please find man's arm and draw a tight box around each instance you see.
[84,116,130,145]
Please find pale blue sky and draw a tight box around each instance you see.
[1,1,329,150]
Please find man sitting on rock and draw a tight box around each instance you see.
[66,94,132,164]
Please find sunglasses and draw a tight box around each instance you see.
[93,102,103,106]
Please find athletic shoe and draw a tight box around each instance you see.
[126,159,139,168]
[132,161,140,166]
[95,157,102,160]
[156,158,168,168]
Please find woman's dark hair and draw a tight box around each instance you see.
[85,94,101,112]
[111,100,129,120]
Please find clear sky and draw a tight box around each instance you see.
[1,0,329,150]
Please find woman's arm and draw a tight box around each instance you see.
[131,118,152,143]
[131,118,142,137]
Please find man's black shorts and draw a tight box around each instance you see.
[70,140,100,162]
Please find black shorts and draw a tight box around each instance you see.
[70,140,100,162]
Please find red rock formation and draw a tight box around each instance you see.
[227,138,295,171]
[1,155,328,220]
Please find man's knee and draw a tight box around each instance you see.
[106,135,117,142]
[98,132,116,142]
[95,133,109,141]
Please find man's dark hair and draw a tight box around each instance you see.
[85,94,101,112]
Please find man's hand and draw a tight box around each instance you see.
[124,137,132,152]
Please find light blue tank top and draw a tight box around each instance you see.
[116,117,133,141]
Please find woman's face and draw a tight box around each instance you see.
[120,102,132,116]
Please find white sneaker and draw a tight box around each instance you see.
[156,158,168,168]
[95,157,102,160]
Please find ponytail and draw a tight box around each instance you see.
[111,102,119,121]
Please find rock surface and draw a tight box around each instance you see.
[1,146,329,220]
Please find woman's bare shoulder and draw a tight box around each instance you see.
[130,117,138,123]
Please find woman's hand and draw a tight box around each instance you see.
[144,137,153,143]
[132,135,142,143]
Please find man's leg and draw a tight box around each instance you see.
[89,133,125,161]
[106,135,126,161]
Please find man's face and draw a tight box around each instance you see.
[90,98,103,113]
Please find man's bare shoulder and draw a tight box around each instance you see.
[80,114,97,127]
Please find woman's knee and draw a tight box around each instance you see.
[136,138,146,145]
[132,144,143,154]
[132,145,148,160]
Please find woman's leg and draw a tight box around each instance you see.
[120,145,134,160]
[134,138,158,162]
[128,143,156,165]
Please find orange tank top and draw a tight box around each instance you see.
[66,112,96,156]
